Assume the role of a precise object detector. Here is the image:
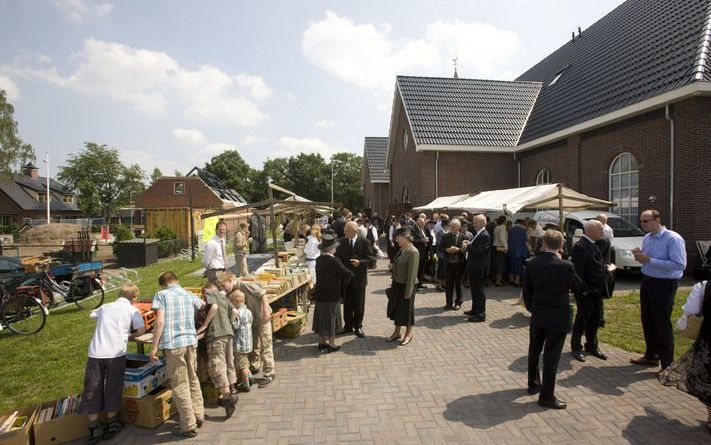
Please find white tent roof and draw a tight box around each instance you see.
[413,194,474,211]
[455,184,612,215]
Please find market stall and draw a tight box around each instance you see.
[413,193,475,212]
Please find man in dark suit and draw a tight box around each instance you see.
[465,214,491,322]
[412,217,429,289]
[332,208,350,239]
[523,230,583,410]
[335,221,376,338]
[570,219,609,362]
[441,219,467,310]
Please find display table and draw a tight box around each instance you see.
[131,332,205,355]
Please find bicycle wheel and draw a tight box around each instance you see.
[72,278,105,310]
[1,295,47,335]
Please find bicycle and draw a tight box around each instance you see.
[0,284,48,335]
[25,259,105,310]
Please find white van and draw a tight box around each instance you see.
[533,210,645,271]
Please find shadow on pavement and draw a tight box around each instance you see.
[508,354,574,373]
[557,364,657,396]
[622,406,709,444]
[443,388,540,429]
[338,336,400,356]
[489,312,530,330]
[416,314,468,330]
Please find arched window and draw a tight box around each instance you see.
[402,130,409,151]
[609,153,639,225]
[535,168,551,185]
[402,186,410,204]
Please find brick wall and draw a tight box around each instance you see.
[136,177,223,209]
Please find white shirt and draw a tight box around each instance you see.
[472,227,486,240]
[358,226,367,239]
[304,235,320,260]
[429,228,437,245]
[602,224,614,242]
[203,235,226,269]
[88,298,144,359]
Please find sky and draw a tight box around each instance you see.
[0,0,626,177]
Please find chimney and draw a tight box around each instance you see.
[578,26,582,37]
[571,31,575,42]
[453,57,459,79]
[23,162,39,180]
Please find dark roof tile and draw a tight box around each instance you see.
[363,137,390,182]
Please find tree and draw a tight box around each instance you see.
[203,150,257,202]
[0,90,34,175]
[251,157,292,201]
[174,170,184,177]
[331,152,363,211]
[287,153,330,202]
[57,142,146,218]
[150,167,163,183]
[116,163,146,206]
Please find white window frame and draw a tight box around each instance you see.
[174,181,185,195]
[609,152,639,225]
[403,129,409,152]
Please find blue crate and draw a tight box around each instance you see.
[50,261,103,276]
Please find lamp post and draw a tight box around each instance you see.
[44,153,50,224]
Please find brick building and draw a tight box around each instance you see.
[0,162,82,227]
[375,0,711,268]
[362,137,391,216]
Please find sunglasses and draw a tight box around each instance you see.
[640,219,654,223]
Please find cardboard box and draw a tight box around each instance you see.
[119,386,176,429]
[123,354,167,399]
[33,404,88,445]
[276,311,307,338]
[0,407,38,445]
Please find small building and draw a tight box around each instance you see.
[380,0,711,268]
[0,162,82,227]
[135,167,248,244]
[361,137,390,217]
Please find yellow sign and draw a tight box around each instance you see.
[203,216,219,242]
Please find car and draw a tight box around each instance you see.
[0,255,26,283]
[550,210,644,271]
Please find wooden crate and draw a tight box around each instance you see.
[271,308,288,332]
[276,311,307,338]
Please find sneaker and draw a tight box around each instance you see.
[196,419,204,428]
[223,395,237,418]
[172,428,198,438]
[318,343,329,352]
[102,419,124,440]
[258,376,274,388]
[237,382,251,392]
[327,345,341,353]
[88,425,103,445]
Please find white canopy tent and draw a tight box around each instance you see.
[413,194,474,211]
[453,184,613,227]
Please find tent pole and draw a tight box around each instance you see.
[268,186,279,267]
[558,183,564,231]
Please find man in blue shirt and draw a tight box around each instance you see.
[630,210,687,370]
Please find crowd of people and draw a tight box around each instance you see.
[75,208,711,441]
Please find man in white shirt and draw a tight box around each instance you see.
[596,214,614,242]
[203,221,228,284]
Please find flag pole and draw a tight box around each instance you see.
[44,153,50,225]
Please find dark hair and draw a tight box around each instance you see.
[542,230,563,250]
[216,220,226,230]
[395,226,413,242]
[496,215,506,225]
[159,271,179,287]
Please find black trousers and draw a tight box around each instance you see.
[445,262,463,306]
[640,276,678,368]
[343,284,366,329]
[417,247,427,285]
[468,275,486,317]
[571,294,602,351]
[528,324,566,401]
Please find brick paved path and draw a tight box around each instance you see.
[115,260,709,444]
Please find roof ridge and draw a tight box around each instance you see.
[396,75,541,85]
[692,1,711,81]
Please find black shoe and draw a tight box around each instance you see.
[223,395,237,418]
[453,304,461,310]
[416,284,426,289]
[463,309,474,315]
[538,398,567,410]
[258,376,274,388]
[102,419,124,440]
[88,425,103,445]
[196,419,204,429]
[467,316,485,323]
[527,384,541,395]
[318,343,329,352]
[355,328,365,338]
[173,428,198,438]
[571,350,586,362]
[585,348,608,360]
[443,304,453,310]
[327,345,341,353]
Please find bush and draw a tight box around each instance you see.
[151,226,177,241]
[111,225,133,242]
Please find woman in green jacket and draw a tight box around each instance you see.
[387,226,420,346]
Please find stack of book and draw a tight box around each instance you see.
[35,394,82,424]
[0,411,29,433]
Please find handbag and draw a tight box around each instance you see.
[679,314,704,340]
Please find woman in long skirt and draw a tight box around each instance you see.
[312,231,354,353]
[387,227,419,346]
[659,281,711,433]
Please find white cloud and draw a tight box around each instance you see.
[302,12,521,98]
[3,39,270,126]
[241,136,260,145]
[235,74,273,99]
[274,137,334,159]
[172,128,207,145]
[0,75,20,101]
[52,0,113,23]
[314,119,334,128]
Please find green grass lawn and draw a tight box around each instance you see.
[0,257,206,413]
[599,289,694,361]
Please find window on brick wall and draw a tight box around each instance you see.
[402,130,409,152]
[609,153,639,226]
[536,168,551,185]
